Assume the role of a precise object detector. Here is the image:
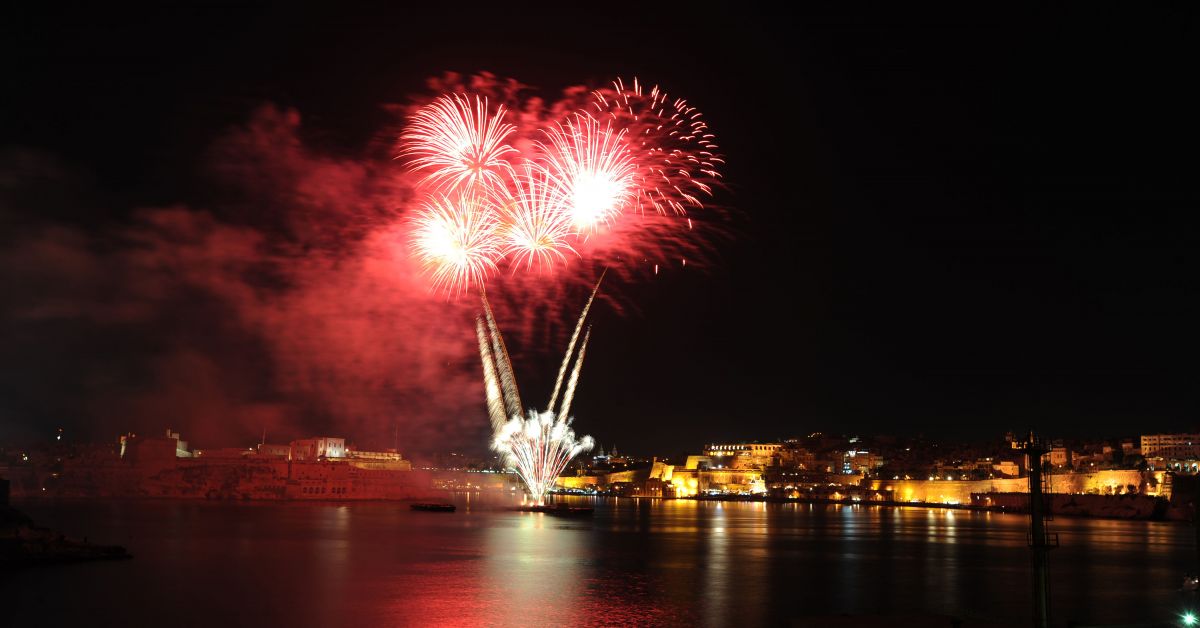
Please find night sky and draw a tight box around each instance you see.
[3,6,1196,454]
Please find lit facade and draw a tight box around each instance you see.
[704,443,782,470]
[289,437,346,461]
[1141,433,1200,459]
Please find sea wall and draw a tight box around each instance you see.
[972,492,1164,520]
[12,457,441,501]
[868,470,1164,505]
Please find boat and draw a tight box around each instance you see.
[410,503,456,512]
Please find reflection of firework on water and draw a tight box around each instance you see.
[398,75,725,296]
[497,166,577,270]
[477,288,596,505]
[587,77,724,216]
[537,114,636,232]
[411,194,500,296]
[401,94,516,193]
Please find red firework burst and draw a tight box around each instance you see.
[587,77,724,215]
[400,94,517,194]
[411,193,501,296]
[536,113,636,232]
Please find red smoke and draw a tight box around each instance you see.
[0,74,727,456]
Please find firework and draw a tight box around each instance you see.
[481,291,522,420]
[547,271,604,411]
[411,194,500,296]
[399,75,724,295]
[401,94,517,193]
[493,410,594,506]
[537,114,636,231]
[475,317,508,432]
[496,165,577,269]
[478,286,598,505]
[587,77,724,215]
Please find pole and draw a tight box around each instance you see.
[1194,495,1200,578]
[1028,443,1051,628]
[1014,432,1054,628]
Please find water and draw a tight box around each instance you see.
[4,496,1195,627]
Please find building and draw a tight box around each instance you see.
[194,447,255,459]
[704,443,782,470]
[1141,433,1200,459]
[1044,446,1073,469]
[289,437,346,461]
[345,448,412,471]
[993,461,1021,477]
[255,443,291,458]
[844,450,883,474]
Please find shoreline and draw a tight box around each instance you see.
[12,492,1191,524]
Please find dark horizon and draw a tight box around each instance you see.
[2,6,1197,455]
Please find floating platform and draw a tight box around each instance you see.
[508,504,594,516]
[410,503,456,512]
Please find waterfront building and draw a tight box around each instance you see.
[1147,457,1200,474]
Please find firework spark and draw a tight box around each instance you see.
[493,410,594,506]
[399,75,724,296]
[401,94,517,193]
[537,114,636,231]
[496,166,577,269]
[587,77,724,215]
[478,287,597,505]
[411,194,500,296]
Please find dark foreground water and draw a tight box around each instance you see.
[3,495,1196,627]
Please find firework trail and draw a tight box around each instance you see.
[475,317,508,432]
[537,114,636,231]
[557,326,590,422]
[401,94,517,194]
[479,291,597,505]
[547,271,604,411]
[481,292,523,420]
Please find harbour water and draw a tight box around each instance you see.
[4,496,1195,627]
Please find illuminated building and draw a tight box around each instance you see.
[993,461,1021,477]
[289,437,346,461]
[704,442,782,470]
[1041,446,1073,469]
[1140,433,1200,459]
[843,449,883,475]
[1147,457,1200,474]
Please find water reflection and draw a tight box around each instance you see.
[5,498,1195,627]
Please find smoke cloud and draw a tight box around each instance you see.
[0,104,487,455]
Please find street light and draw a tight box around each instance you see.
[1182,611,1197,626]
